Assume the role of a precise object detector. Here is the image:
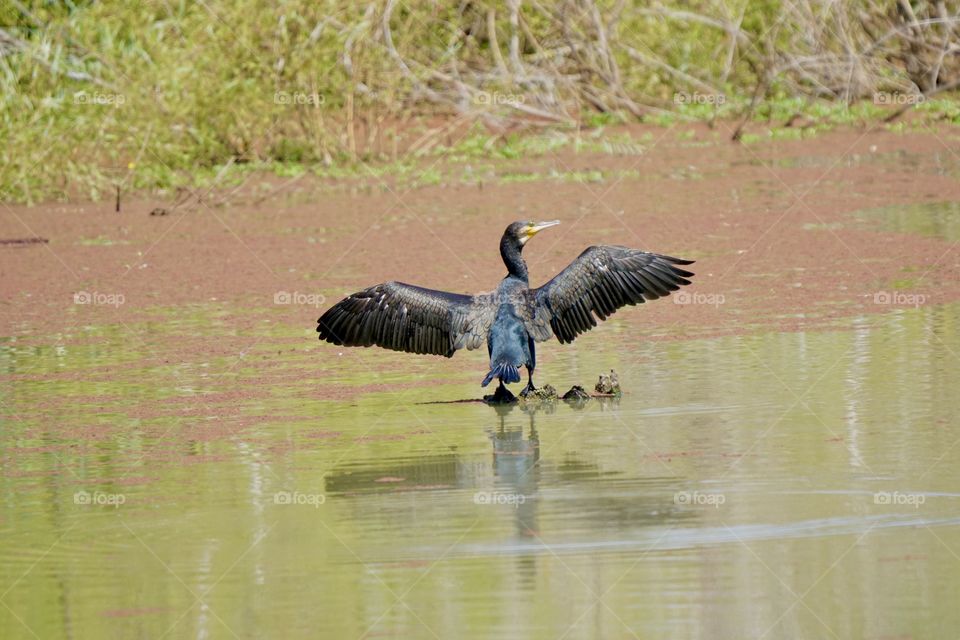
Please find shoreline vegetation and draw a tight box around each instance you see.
[2,0,960,204]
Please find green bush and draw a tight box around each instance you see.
[1,0,957,202]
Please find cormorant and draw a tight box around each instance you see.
[317,221,694,397]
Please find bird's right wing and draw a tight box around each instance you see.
[522,245,695,344]
[317,281,497,357]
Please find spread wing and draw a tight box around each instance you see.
[317,281,497,357]
[522,246,695,344]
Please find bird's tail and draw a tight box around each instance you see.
[482,362,521,387]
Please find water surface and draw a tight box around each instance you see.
[2,299,959,639]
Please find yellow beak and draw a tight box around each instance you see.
[526,220,560,237]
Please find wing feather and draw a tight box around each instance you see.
[524,246,694,344]
[318,281,496,357]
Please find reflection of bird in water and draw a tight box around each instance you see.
[487,403,541,539]
[490,403,540,471]
[318,221,694,399]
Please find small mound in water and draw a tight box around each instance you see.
[595,369,621,397]
[523,384,558,401]
[561,385,591,401]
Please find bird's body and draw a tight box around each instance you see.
[484,279,533,388]
[318,221,694,396]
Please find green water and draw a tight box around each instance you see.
[2,302,960,639]
[854,200,960,242]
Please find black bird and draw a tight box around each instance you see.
[317,221,694,397]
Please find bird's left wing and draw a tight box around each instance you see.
[521,246,695,344]
[317,281,497,357]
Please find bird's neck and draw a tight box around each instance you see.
[500,237,529,282]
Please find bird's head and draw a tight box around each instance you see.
[504,220,561,248]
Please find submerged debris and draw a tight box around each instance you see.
[595,369,621,397]
[0,237,48,246]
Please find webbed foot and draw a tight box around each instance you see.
[484,382,517,404]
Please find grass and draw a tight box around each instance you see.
[3,1,960,204]
[40,94,960,204]
[19,92,954,205]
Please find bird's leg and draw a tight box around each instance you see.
[520,366,536,397]
[520,339,537,398]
